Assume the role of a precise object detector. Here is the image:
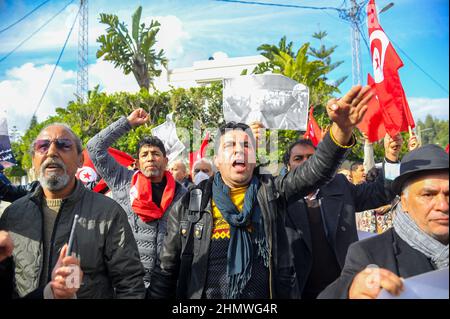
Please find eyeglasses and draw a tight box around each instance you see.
[33,138,74,154]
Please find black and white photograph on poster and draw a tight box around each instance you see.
[223,74,309,130]
[151,112,186,163]
[0,114,16,168]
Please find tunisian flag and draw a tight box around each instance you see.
[357,74,386,142]
[76,148,135,193]
[360,0,415,142]
[189,132,209,172]
[303,107,322,147]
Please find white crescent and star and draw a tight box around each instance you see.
[369,29,390,84]
[77,166,97,183]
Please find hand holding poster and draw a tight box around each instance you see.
[0,114,17,168]
[378,268,449,299]
[151,113,185,163]
[223,74,309,130]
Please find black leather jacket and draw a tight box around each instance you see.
[149,132,353,299]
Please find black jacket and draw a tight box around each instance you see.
[318,228,435,299]
[0,180,146,298]
[149,132,352,299]
[285,170,395,296]
[0,257,14,299]
[0,180,39,202]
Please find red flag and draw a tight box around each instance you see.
[357,74,387,142]
[367,0,415,137]
[189,132,209,173]
[303,107,322,147]
[76,148,135,193]
[445,144,449,154]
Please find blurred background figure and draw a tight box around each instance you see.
[192,158,214,185]
[350,162,366,185]
[169,159,193,189]
[337,168,353,183]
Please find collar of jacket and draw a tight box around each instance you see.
[181,175,214,212]
[29,179,86,207]
[181,170,275,211]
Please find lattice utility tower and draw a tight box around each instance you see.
[77,0,88,103]
[338,1,394,86]
[216,0,394,87]
[338,0,366,86]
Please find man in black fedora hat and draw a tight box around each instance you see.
[319,144,449,299]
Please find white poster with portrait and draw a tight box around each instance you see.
[222,74,309,130]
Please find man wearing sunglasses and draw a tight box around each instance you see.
[86,109,187,289]
[0,124,145,298]
[282,134,401,299]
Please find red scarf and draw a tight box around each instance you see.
[130,170,176,223]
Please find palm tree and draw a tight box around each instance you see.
[253,34,347,107]
[96,6,168,90]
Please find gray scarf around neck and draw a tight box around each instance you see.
[393,203,449,269]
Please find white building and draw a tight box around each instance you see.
[155,55,268,90]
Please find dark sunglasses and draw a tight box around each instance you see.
[33,138,74,154]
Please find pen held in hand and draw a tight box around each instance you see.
[66,214,79,257]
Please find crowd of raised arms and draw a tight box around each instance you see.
[0,85,448,300]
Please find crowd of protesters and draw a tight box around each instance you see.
[0,85,448,299]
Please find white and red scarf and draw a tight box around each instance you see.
[129,170,176,223]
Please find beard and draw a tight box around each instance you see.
[141,166,163,178]
[38,158,70,191]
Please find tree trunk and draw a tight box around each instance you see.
[132,56,150,90]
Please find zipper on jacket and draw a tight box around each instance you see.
[37,200,46,287]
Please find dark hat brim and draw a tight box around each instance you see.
[392,167,449,195]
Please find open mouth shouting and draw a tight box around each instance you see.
[232,159,247,173]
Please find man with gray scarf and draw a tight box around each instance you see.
[319,144,448,299]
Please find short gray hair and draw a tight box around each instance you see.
[193,157,215,173]
[30,123,83,155]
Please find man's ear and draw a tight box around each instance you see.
[400,194,409,212]
[214,155,220,169]
[77,152,84,168]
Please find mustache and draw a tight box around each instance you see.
[41,158,66,171]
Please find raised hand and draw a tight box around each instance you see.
[327,85,373,146]
[408,133,419,151]
[327,85,373,130]
[127,108,150,128]
[249,121,265,146]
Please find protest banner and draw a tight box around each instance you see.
[223,74,309,130]
[151,112,185,163]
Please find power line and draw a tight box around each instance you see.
[215,0,342,12]
[217,0,449,94]
[0,0,75,64]
[0,0,51,34]
[360,10,448,94]
[390,39,449,95]
[32,4,81,118]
